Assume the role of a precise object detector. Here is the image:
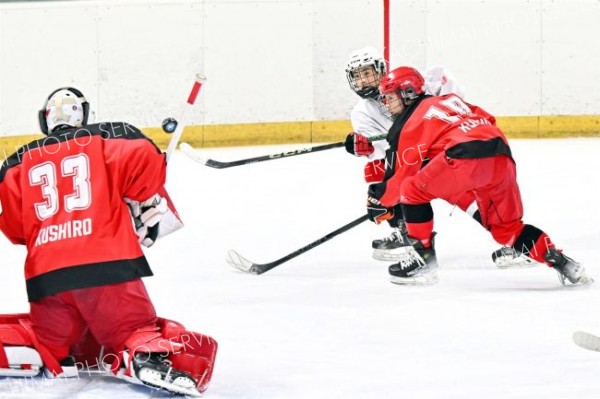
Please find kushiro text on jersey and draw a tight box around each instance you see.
[34,218,92,246]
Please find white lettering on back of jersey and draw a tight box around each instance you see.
[458,118,492,133]
[34,217,93,247]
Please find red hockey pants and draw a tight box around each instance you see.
[30,278,157,362]
[401,154,527,247]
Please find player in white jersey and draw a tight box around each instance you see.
[345,48,466,160]
[344,47,520,268]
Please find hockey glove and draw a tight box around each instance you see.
[364,159,386,183]
[367,196,394,224]
[126,194,169,247]
[344,132,374,157]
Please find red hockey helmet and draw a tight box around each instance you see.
[379,66,425,102]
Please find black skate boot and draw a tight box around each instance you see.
[492,246,536,269]
[372,222,411,261]
[388,234,439,285]
[544,248,593,286]
[132,352,199,396]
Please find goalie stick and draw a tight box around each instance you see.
[573,331,600,352]
[226,214,369,275]
[180,133,388,169]
[165,74,206,163]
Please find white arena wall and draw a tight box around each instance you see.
[0,0,598,144]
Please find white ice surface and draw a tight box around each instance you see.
[1,138,600,398]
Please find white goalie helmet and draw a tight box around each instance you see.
[38,87,89,134]
[345,47,387,99]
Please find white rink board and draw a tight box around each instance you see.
[0,0,599,135]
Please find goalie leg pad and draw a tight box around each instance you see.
[0,314,64,377]
[0,346,43,377]
[112,317,218,395]
[158,318,218,393]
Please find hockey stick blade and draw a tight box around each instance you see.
[226,249,261,274]
[180,142,210,165]
[226,214,369,275]
[573,331,600,352]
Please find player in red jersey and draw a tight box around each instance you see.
[365,67,593,286]
[342,47,483,263]
[0,87,216,396]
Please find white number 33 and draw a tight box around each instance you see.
[28,153,92,221]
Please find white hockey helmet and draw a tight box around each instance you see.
[38,87,89,134]
[345,47,387,99]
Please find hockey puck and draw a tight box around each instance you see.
[161,117,178,134]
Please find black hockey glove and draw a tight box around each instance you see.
[367,183,393,224]
[344,132,374,157]
[367,196,394,224]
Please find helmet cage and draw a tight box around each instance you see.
[345,48,387,99]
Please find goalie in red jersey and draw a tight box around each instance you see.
[365,66,592,286]
[0,87,216,396]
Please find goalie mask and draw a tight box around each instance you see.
[379,66,425,104]
[345,47,387,99]
[38,87,89,135]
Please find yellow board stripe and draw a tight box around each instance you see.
[1,116,599,156]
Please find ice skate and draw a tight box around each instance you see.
[132,352,200,397]
[372,223,412,261]
[389,235,439,285]
[492,246,537,269]
[544,248,594,286]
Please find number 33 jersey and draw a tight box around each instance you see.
[0,122,166,302]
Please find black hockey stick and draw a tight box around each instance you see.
[226,214,369,275]
[180,133,387,169]
[180,141,344,168]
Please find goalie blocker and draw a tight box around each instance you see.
[0,314,217,396]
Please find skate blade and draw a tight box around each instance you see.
[495,255,537,269]
[138,368,201,397]
[372,248,412,262]
[389,270,439,286]
[557,271,595,286]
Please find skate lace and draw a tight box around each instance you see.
[384,230,407,245]
[382,231,399,243]
[398,250,425,270]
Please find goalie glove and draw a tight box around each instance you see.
[344,132,374,157]
[126,194,169,247]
